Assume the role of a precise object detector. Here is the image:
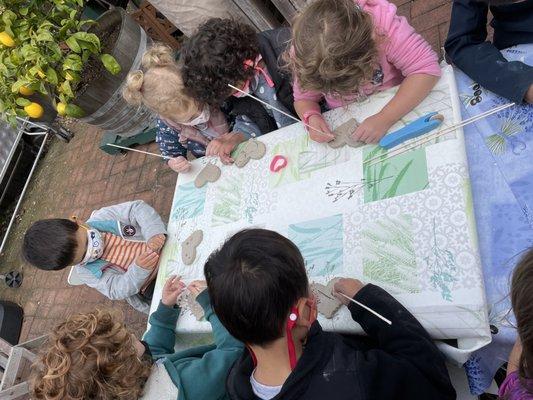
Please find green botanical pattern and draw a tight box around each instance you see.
[363,146,429,202]
[212,175,243,226]
[156,240,179,289]
[172,182,207,221]
[362,215,420,293]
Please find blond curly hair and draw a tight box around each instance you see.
[31,309,152,400]
[123,43,201,122]
[287,0,378,97]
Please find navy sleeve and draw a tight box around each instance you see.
[155,118,187,160]
[444,0,533,103]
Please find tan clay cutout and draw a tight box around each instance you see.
[234,139,267,168]
[328,118,364,149]
[310,278,343,319]
[181,230,203,265]
[194,163,221,188]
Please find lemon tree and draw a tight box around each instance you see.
[0,0,121,123]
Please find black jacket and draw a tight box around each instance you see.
[226,285,456,400]
[444,0,533,103]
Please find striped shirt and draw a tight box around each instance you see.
[101,232,149,271]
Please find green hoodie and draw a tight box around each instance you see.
[143,291,243,400]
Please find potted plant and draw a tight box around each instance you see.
[0,1,153,137]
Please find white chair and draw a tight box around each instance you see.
[67,266,84,286]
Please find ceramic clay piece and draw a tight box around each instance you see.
[181,230,203,265]
[187,293,205,321]
[310,278,343,319]
[234,140,267,168]
[328,118,364,149]
[194,163,221,188]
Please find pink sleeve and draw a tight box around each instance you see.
[292,72,324,103]
[373,0,441,77]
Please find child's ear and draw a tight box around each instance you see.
[295,296,317,328]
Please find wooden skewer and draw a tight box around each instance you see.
[364,102,514,166]
[337,292,392,325]
[228,83,332,138]
[106,143,171,159]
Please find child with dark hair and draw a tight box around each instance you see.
[23,201,167,314]
[180,18,296,133]
[499,248,533,399]
[31,276,243,400]
[445,0,533,104]
[204,228,456,400]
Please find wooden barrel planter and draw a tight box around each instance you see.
[76,8,154,137]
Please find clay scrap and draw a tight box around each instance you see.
[234,139,267,168]
[328,118,364,149]
[194,163,221,188]
[181,230,203,265]
[310,278,343,319]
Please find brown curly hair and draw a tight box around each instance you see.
[511,248,533,393]
[31,309,152,400]
[181,18,259,106]
[287,0,378,97]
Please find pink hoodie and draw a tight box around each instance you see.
[292,0,442,109]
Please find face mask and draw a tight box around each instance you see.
[285,298,317,370]
[80,227,104,264]
[181,105,211,126]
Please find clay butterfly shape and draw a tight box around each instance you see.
[310,278,343,319]
[328,118,365,149]
[181,230,203,265]
[234,139,267,168]
[177,291,205,321]
[194,163,221,188]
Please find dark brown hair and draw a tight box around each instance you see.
[287,0,378,97]
[511,248,533,392]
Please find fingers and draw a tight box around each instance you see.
[220,152,234,165]
[137,251,159,269]
[169,157,191,172]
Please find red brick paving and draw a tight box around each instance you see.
[0,2,454,343]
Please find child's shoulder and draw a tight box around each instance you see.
[357,0,403,32]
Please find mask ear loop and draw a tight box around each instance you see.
[246,344,258,367]
[286,307,299,370]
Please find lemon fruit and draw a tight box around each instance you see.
[56,102,67,116]
[0,32,15,47]
[19,86,34,96]
[24,102,44,119]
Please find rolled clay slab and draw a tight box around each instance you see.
[181,230,203,265]
[234,140,267,168]
[310,277,343,319]
[328,118,365,149]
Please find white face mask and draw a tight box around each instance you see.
[80,228,104,264]
[181,105,211,126]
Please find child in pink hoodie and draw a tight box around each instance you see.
[288,0,442,144]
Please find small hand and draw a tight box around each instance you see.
[168,156,191,173]
[332,278,365,305]
[135,250,159,270]
[525,83,533,104]
[162,275,186,306]
[206,132,245,165]
[187,280,207,299]
[147,233,166,253]
[352,112,394,144]
[307,114,335,143]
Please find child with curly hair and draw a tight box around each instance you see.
[124,44,259,169]
[288,0,442,144]
[180,18,297,132]
[499,248,533,399]
[31,276,243,400]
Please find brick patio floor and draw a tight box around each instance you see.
[0,0,454,343]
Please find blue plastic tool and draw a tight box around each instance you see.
[378,112,444,150]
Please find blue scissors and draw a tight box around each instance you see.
[379,112,444,150]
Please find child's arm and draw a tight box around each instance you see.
[156,118,192,173]
[334,279,455,398]
[354,2,441,143]
[445,0,533,104]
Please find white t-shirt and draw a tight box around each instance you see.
[250,370,283,400]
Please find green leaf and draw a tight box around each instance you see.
[73,32,100,51]
[100,54,121,75]
[36,30,54,42]
[19,7,28,16]
[11,79,29,93]
[65,103,84,118]
[61,80,74,97]
[2,10,17,26]
[65,36,81,53]
[16,97,31,107]
[46,67,58,85]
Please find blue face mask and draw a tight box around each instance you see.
[80,228,104,264]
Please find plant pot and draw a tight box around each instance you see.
[75,8,154,137]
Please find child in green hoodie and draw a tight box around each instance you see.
[31,276,243,400]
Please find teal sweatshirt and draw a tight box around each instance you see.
[143,291,244,400]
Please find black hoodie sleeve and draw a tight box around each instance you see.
[444,0,533,103]
[348,284,456,399]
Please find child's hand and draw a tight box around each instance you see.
[206,132,245,165]
[135,250,159,270]
[188,280,207,299]
[526,84,533,104]
[352,113,394,144]
[168,156,191,173]
[147,234,166,253]
[333,278,365,305]
[307,115,335,143]
[162,275,186,306]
